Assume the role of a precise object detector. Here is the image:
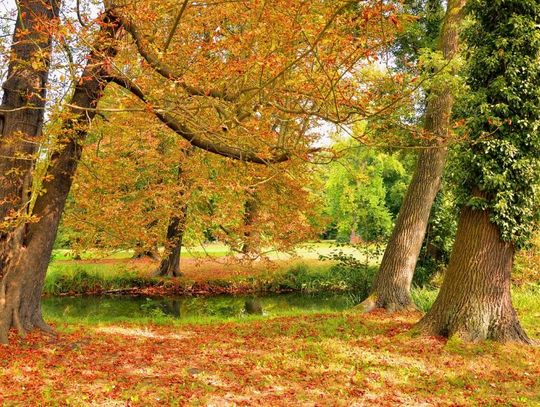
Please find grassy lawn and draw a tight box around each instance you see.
[0,303,538,405]
[51,241,382,262]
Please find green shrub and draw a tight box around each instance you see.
[44,266,155,295]
[411,287,438,312]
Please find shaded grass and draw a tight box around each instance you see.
[44,264,158,295]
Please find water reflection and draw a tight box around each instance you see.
[42,292,356,321]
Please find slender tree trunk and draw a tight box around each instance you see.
[0,0,61,276]
[241,194,257,255]
[359,0,466,313]
[156,204,187,277]
[416,203,530,343]
[156,150,193,277]
[0,13,121,344]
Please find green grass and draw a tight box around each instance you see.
[44,263,158,295]
[44,259,378,296]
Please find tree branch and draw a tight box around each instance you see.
[119,15,235,102]
[108,75,291,164]
[163,0,189,52]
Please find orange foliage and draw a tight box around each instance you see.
[0,312,538,405]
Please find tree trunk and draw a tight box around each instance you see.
[156,205,187,277]
[132,248,160,260]
[0,12,121,344]
[361,148,447,312]
[416,204,530,343]
[156,151,193,277]
[359,0,466,313]
[0,0,61,276]
[241,192,257,255]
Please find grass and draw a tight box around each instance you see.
[44,263,158,295]
[44,257,378,296]
[2,244,538,405]
[1,306,538,405]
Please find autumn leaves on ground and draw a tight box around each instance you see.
[2,0,540,405]
[1,308,539,405]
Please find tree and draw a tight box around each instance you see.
[323,135,411,243]
[0,0,405,342]
[0,6,122,343]
[417,0,540,343]
[0,0,61,277]
[360,0,466,312]
[155,149,192,278]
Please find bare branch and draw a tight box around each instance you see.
[163,0,190,52]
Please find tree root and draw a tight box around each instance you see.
[356,294,418,314]
[356,296,378,314]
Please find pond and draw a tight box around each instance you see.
[42,292,360,322]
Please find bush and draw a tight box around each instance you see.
[44,266,154,295]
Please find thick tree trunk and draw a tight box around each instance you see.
[361,148,447,312]
[0,0,61,276]
[156,206,187,277]
[0,13,121,344]
[359,0,466,313]
[416,204,530,343]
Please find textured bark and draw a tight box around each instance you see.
[0,13,121,344]
[0,0,61,277]
[156,205,187,277]
[416,204,531,343]
[360,0,466,313]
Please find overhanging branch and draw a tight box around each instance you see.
[119,16,235,102]
[108,75,291,164]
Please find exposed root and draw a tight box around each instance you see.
[356,293,418,314]
[356,296,378,314]
[416,314,532,345]
[34,318,57,337]
[12,307,26,338]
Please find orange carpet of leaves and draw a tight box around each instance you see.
[1,311,539,406]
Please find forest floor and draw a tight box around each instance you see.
[5,243,536,405]
[1,310,539,406]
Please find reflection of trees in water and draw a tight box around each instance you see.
[244,298,263,315]
[160,299,181,318]
[41,293,353,320]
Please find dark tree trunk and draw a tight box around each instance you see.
[156,204,187,277]
[241,193,257,255]
[132,248,160,260]
[156,151,193,278]
[416,204,530,343]
[0,0,61,276]
[0,12,121,344]
[359,0,466,313]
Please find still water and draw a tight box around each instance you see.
[42,292,359,322]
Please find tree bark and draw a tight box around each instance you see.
[156,204,187,277]
[359,0,466,313]
[156,151,193,278]
[0,0,61,277]
[241,193,257,256]
[0,12,121,344]
[416,203,531,343]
